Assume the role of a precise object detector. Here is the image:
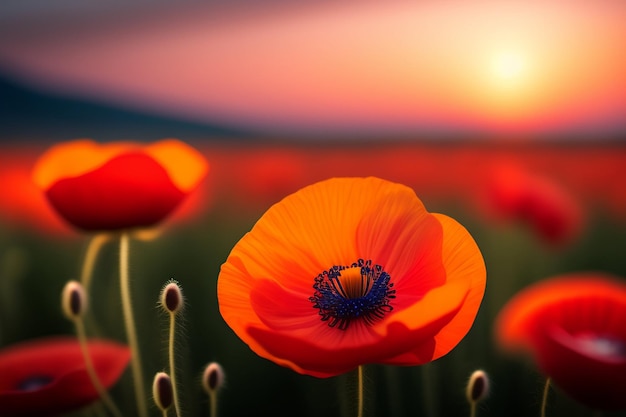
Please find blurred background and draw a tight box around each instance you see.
[0,0,625,416]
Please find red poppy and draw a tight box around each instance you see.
[0,146,73,235]
[495,274,626,410]
[218,177,486,378]
[484,161,583,246]
[233,148,309,206]
[0,336,131,416]
[32,139,209,231]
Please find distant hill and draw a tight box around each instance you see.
[0,72,252,143]
[1,72,623,145]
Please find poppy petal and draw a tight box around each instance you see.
[219,177,443,343]
[219,177,444,325]
[495,274,626,410]
[218,177,486,377]
[248,280,468,377]
[32,139,208,231]
[218,177,406,338]
[358,210,448,312]
[429,213,486,359]
[0,337,130,417]
[496,275,626,354]
[32,140,138,190]
[534,326,626,410]
[245,276,470,376]
[381,213,485,364]
[353,178,430,278]
[144,139,209,192]
[45,153,186,230]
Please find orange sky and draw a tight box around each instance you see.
[0,0,624,138]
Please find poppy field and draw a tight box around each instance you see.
[0,139,625,417]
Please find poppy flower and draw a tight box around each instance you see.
[0,146,73,235]
[0,336,131,417]
[484,161,583,246]
[218,177,486,378]
[233,148,309,207]
[495,273,626,410]
[32,139,209,231]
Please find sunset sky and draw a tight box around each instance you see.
[0,0,624,139]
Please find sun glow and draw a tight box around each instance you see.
[0,1,623,137]
[478,47,540,128]
[490,51,528,85]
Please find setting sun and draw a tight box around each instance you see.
[0,0,623,138]
[491,51,527,83]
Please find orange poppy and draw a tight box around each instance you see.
[495,274,626,410]
[218,177,486,377]
[32,139,208,231]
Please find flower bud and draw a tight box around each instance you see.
[202,362,225,395]
[160,280,184,315]
[61,280,87,320]
[152,372,173,411]
[466,369,490,404]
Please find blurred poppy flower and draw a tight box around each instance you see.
[0,146,73,236]
[218,177,486,377]
[484,161,583,246]
[495,273,626,410]
[234,148,308,205]
[32,139,209,231]
[0,336,131,417]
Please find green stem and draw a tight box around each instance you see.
[541,377,551,417]
[470,401,477,417]
[120,232,148,417]
[80,234,110,291]
[169,313,181,417]
[80,233,110,337]
[357,365,364,417]
[209,391,218,417]
[75,318,123,417]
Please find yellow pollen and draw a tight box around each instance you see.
[339,267,366,299]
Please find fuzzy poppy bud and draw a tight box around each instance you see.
[61,280,87,320]
[202,362,225,395]
[466,369,490,404]
[160,280,184,315]
[152,372,173,411]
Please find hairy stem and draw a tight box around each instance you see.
[169,313,181,417]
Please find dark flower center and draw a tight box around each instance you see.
[17,375,54,392]
[309,259,396,330]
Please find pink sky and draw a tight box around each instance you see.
[0,0,624,138]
